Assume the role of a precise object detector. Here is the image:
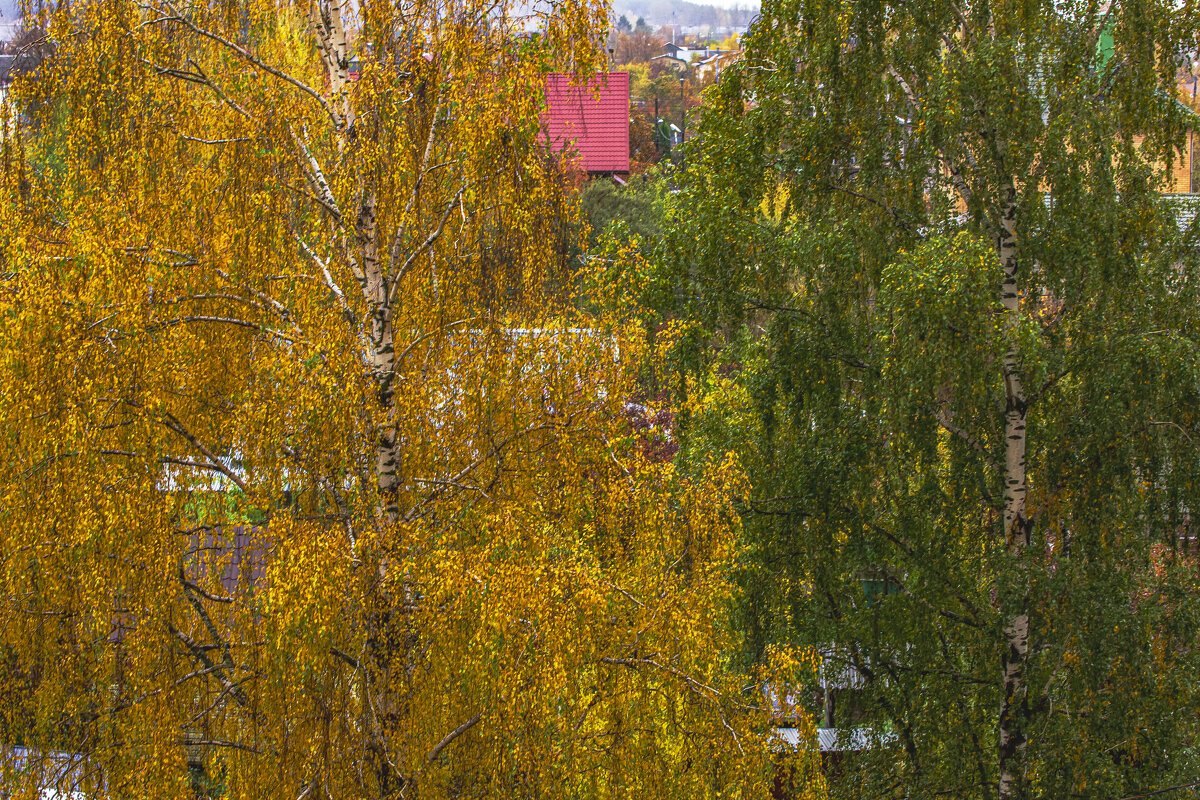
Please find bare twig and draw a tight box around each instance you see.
[599,657,745,755]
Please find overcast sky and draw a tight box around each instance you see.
[0,1,761,27]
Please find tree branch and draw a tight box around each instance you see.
[148,1,341,129]
[1120,782,1200,800]
[330,647,361,669]
[145,315,298,344]
[181,575,234,604]
[426,713,482,763]
[401,422,556,523]
[928,404,1000,472]
[159,410,249,495]
[388,185,469,304]
[167,622,250,708]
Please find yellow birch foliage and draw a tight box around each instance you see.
[0,1,820,798]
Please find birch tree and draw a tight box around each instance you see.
[650,1,1200,798]
[0,2,822,798]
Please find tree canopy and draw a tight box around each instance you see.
[0,2,818,798]
[644,0,1200,798]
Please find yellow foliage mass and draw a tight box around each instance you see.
[0,2,820,798]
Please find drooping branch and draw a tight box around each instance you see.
[140,56,253,119]
[144,315,299,345]
[400,422,558,523]
[146,1,343,129]
[599,657,747,754]
[208,268,305,339]
[849,509,990,625]
[393,318,477,368]
[1120,781,1200,800]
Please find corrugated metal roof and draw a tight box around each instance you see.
[1163,193,1200,229]
[543,72,630,174]
[771,727,895,752]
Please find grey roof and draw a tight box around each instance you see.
[817,643,868,689]
[4,747,89,799]
[994,193,1200,232]
[772,727,896,752]
[1163,193,1200,229]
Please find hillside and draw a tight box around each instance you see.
[614,0,757,29]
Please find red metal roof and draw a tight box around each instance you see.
[543,72,630,174]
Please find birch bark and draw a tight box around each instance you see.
[304,4,409,790]
[996,185,1030,800]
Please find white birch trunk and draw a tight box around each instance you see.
[305,1,400,528]
[363,199,404,528]
[304,5,410,790]
[996,185,1031,800]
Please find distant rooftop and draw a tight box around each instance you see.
[0,8,19,46]
[543,72,630,175]
[772,727,896,753]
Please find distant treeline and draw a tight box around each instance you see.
[615,0,757,29]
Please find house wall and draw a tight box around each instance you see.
[1130,129,1196,194]
[1168,130,1195,193]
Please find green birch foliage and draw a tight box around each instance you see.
[650,0,1200,798]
